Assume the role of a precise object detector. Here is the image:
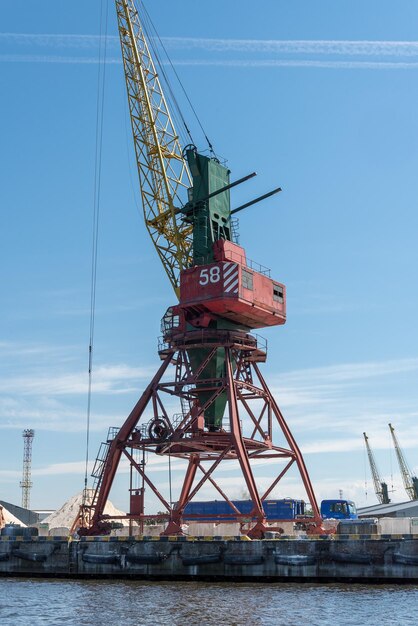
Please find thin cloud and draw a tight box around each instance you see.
[2,55,418,70]
[173,59,418,70]
[0,54,121,64]
[2,34,418,57]
[278,357,418,385]
[0,363,154,396]
[0,399,120,434]
[0,341,78,359]
[162,38,418,57]
[2,34,418,69]
[265,358,418,452]
[0,33,119,48]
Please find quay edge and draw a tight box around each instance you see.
[1,535,418,583]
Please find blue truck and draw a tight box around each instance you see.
[320,499,358,520]
[183,498,358,521]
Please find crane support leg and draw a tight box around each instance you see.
[82,330,320,536]
[225,348,267,539]
[253,363,322,523]
[163,455,200,535]
[85,351,174,534]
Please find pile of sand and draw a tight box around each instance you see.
[0,504,27,528]
[42,490,129,530]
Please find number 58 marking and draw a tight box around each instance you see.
[199,267,221,285]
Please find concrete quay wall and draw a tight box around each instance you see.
[1,535,418,582]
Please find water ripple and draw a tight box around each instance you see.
[0,579,417,626]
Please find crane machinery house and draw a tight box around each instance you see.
[180,239,286,329]
[177,148,286,330]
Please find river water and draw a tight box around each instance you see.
[0,579,417,625]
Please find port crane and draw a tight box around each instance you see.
[79,0,322,538]
[363,432,390,504]
[388,423,418,501]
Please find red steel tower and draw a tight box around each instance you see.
[79,0,322,538]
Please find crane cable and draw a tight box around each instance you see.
[83,0,109,506]
[142,10,193,150]
[141,1,218,159]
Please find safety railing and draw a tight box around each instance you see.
[158,329,267,356]
[193,252,271,277]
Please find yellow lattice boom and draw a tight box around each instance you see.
[116,0,193,296]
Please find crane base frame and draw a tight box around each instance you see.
[82,330,321,538]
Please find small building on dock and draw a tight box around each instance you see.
[358,499,418,519]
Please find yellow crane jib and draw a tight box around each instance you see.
[116,0,193,296]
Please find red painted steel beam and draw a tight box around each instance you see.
[225,347,265,524]
[253,362,321,520]
[89,351,173,530]
[123,449,172,512]
[175,455,199,511]
[163,455,200,534]
[196,460,241,514]
[261,459,295,501]
[185,448,231,504]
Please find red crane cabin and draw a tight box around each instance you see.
[179,240,286,329]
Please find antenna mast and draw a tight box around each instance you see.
[20,429,35,509]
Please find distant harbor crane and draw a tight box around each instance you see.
[20,429,35,509]
[363,432,390,504]
[388,423,418,501]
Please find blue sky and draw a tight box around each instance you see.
[1,0,418,516]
